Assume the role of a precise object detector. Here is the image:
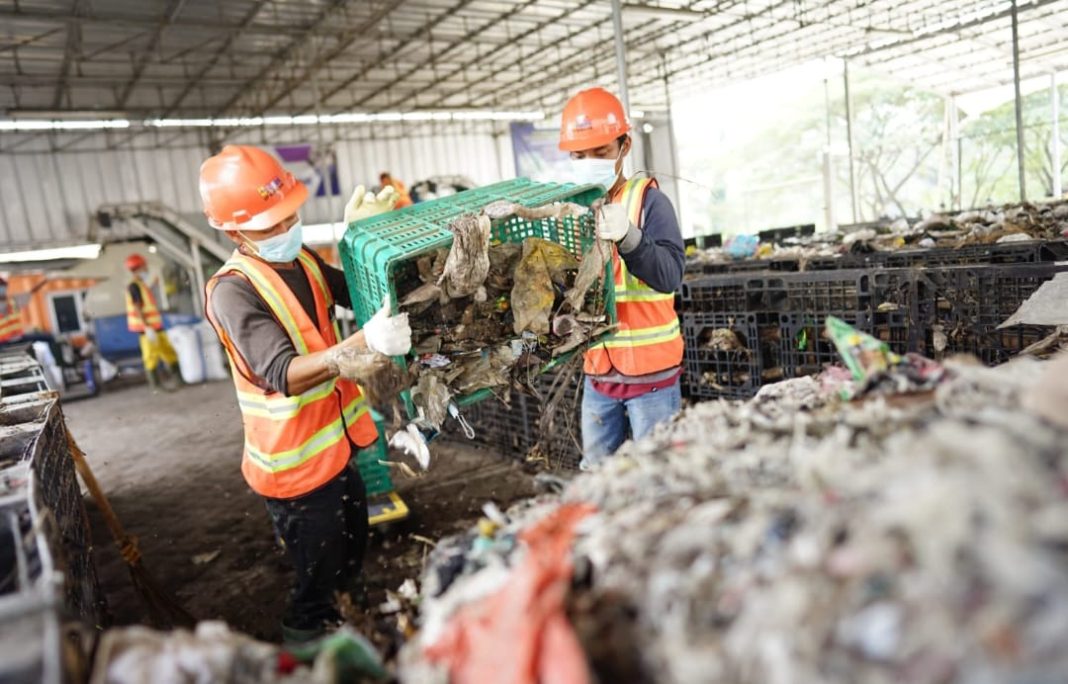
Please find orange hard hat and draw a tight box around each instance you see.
[125,253,147,272]
[198,145,308,231]
[558,87,630,152]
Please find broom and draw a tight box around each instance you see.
[66,429,194,629]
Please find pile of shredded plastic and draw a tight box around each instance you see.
[398,353,1068,684]
[687,198,1068,268]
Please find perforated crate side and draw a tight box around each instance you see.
[681,312,762,400]
[778,269,874,318]
[679,273,784,314]
[779,311,873,379]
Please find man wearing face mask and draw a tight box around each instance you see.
[199,145,412,643]
[125,253,182,390]
[560,87,685,470]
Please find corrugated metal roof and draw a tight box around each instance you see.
[1,0,1065,128]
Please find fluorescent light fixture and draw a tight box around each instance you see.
[0,243,102,263]
[4,109,545,132]
[0,119,130,131]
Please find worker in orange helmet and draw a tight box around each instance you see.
[559,87,685,470]
[199,145,411,643]
[378,171,413,208]
[0,276,26,344]
[125,253,181,390]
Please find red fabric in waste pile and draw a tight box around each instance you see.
[424,502,596,684]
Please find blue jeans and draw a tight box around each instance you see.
[580,376,681,469]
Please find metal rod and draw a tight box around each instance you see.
[610,0,630,115]
[1011,0,1027,201]
[1052,71,1062,197]
[190,238,205,317]
[663,64,684,232]
[843,59,858,223]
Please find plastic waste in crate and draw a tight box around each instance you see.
[339,178,605,327]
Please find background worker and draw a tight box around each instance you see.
[125,253,181,390]
[200,145,411,643]
[559,87,686,471]
[0,276,25,344]
[379,171,413,208]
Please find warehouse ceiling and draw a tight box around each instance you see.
[1,0,1066,122]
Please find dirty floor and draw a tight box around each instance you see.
[63,381,538,645]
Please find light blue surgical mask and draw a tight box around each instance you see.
[244,221,303,263]
[568,155,621,190]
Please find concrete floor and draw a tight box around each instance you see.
[63,380,537,645]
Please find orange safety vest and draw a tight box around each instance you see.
[205,248,378,500]
[0,301,24,343]
[583,177,684,377]
[125,279,163,332]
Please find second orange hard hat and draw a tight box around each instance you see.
[198,145,308,232]
[558,87,630,152]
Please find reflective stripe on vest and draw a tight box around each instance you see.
[204,248,377,499]
[583,177,684,377]
[0,306,24,343]
[125,279,163,332]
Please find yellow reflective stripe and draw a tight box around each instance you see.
[600,319,681,348]
[236,380,337,419]
[223,259,309,354]
[615,290,675,302]
[342,397,369,426]
[245,416,347,473]
[297,250,332,309]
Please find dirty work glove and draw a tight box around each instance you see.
[597,203,632,242]
[344,185,399,224]
[143,327,158,343]
[362,296,412,356]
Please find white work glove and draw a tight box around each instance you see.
[344,184,399,223]
[362,296,412,356]
[597,203,632,242]
[143,327,158,343]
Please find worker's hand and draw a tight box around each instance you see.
[143,327,158,343]
[597,203,632,242]
[344,185,399,224]
[362,296,412,356]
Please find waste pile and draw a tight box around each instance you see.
[380,201,613,433]
[397,340,1068,682]
[687,198,1068,270]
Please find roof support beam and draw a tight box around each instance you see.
[249,0,406,116]
[117,0,188,109]
[211,0,355,116]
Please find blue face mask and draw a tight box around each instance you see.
[568,155,621,190]
[245,222,303,263]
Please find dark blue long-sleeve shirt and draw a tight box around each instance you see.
[617,186,684,293]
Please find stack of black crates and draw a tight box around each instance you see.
[455,239,1068,469]
[680,239,1068,399]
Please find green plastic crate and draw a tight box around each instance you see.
[354,413,393,498]
[339,178,605,327]
[338,177,611,414]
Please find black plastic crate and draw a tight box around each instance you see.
[779,269,875,317]
[685,258,801,275]
[682,312,762,400]
[779,311,873,378]
[680,273,786,313]
[804,239,1068,272]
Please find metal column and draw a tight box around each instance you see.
[610,0,631,117]
[843,59,858,223]
[663,59,684,231]
[190,238,205,317]
[1053,72,1062,198]
[1011,0,1027,201]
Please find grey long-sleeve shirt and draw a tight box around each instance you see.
[209,250,350,396]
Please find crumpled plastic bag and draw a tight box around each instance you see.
[424,503,596,684]
[411,370,452,430]
[511,238,579,335]
[440,214,492,301]
[564,239,611,312]
[448,344,516,395]
[327,348,410,414]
